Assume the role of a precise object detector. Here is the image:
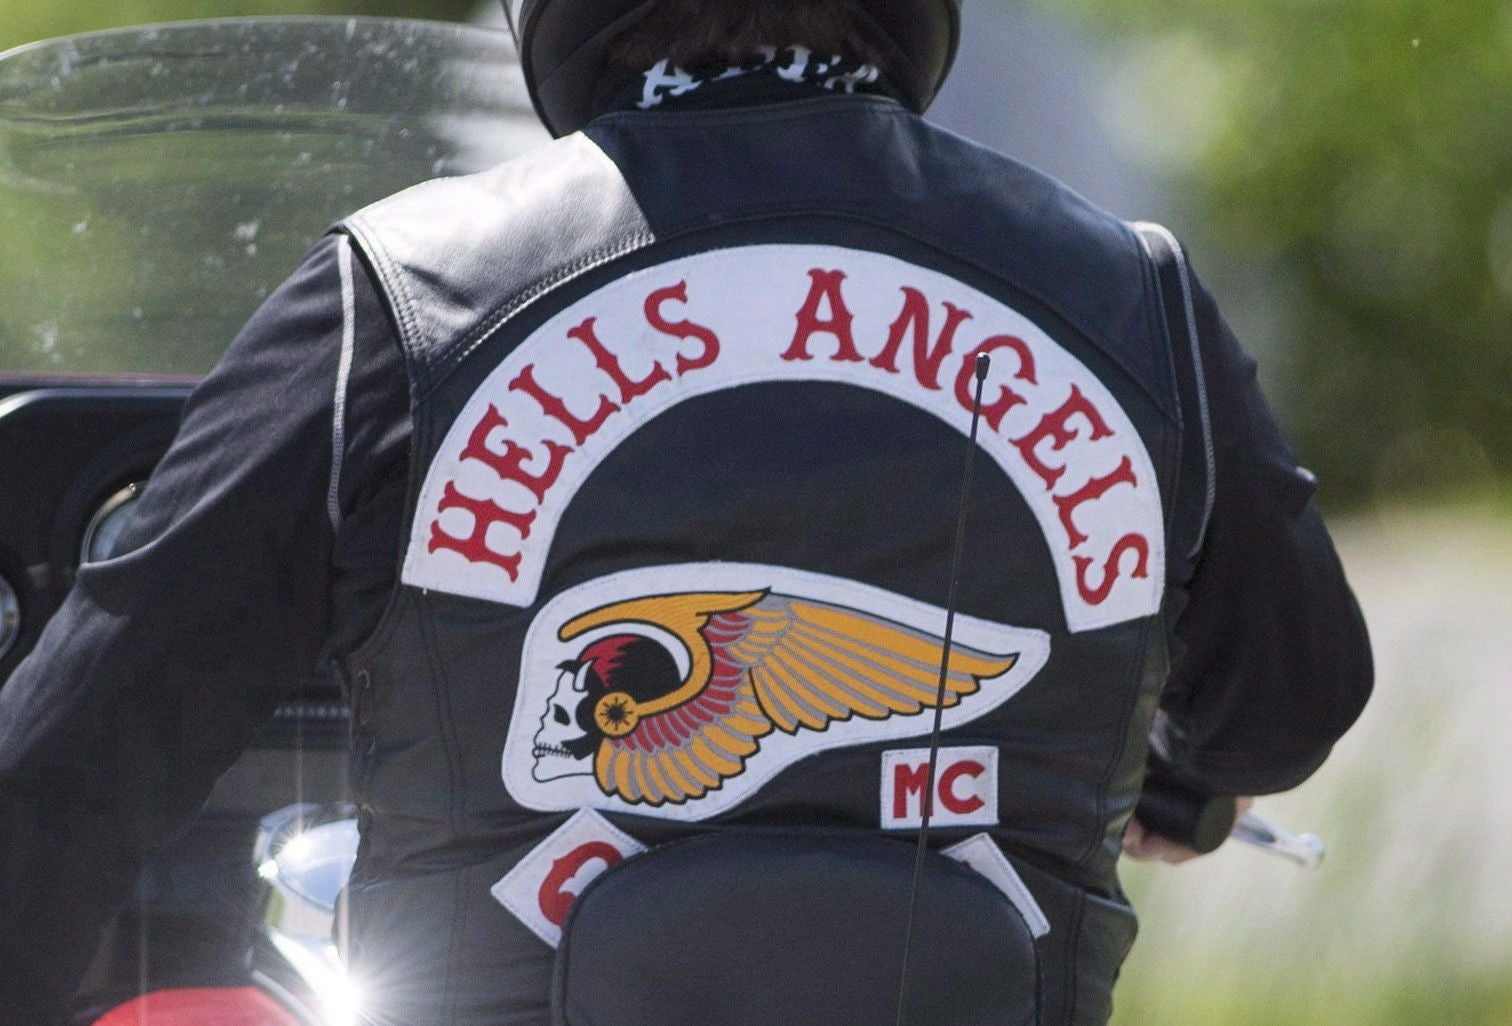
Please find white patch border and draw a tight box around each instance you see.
[503,562,1051,822]
[942,832,1051,938]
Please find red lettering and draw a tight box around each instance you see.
[869,288,972,390]
[938,760,986,815]
[893,761,931,820]
[1011,386,1115,490]
[427,481,532,579]
[954,336,1038,430]
[458,404,570,503]
[1073,533,1151,605]
[644,281,721,375]
[567,316,670,404]
[1054,456,1138,549]
[538,841,625,926]
[781,269,862,363]
[508,363,618,446]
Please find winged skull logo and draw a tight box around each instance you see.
[529,589,1020,807]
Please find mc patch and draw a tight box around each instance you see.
[880,745,1000,829]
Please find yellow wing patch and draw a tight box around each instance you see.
[581,590,1018,807]
[744,598,1016,734]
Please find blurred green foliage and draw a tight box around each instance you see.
[1056,0,1512,506]
[8,0,1508,505]
[0,0,476,55]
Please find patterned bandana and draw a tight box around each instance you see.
[634,46,888,112]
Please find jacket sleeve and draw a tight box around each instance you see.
[0,235,401,1025]
[1151,263,1374,797]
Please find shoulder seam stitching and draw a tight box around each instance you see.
[1133,221,1214,558]
[327,235,357,534]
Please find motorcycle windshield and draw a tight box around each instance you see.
[0,17,545,377]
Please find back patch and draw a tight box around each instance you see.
[502,563,1050,822]
[404,244,1164,633]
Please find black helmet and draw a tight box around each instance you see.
[503,0,962,137]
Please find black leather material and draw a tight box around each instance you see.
[343,132,654,396]
[1132,223,1213,566]
[553,832,1038,1026]
[337,93,1187,1023]
[584,97,1174,421]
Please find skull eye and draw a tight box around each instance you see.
[553,704,571,725]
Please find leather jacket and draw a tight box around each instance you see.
[334,86,1364,1024]
[0,80,1372,1026]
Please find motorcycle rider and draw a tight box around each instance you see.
[0,0,1373,1023]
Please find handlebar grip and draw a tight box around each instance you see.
[1134,756,1238,854]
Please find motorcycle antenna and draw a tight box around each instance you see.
[894,351,991,1026]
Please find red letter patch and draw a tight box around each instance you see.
[490,809,647,948]
[880,745,999,829]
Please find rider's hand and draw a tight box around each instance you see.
[1122,797,1254,864]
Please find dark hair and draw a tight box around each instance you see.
[607,0,891,73]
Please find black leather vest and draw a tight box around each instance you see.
[338,94,1208,1026]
